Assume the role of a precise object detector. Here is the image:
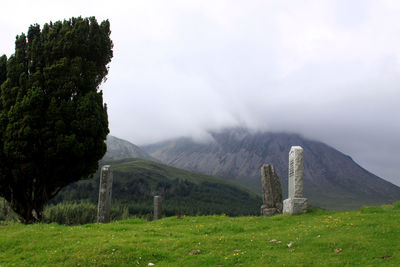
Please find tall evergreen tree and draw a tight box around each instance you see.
[0,17,113,223]
[0,55,6,85]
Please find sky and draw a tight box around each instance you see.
[1,0,399,185]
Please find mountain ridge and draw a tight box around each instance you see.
[103,135,156,161]
[142,128,400,210]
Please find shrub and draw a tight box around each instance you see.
[43,202,133,225]
[393,201,400,210]
[43,202,98,225]
[0,197,18,222]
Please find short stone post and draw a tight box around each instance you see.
[154,196,162,220]
[260,164,283,216]
[283,146,308,214]
[97,165,113,223]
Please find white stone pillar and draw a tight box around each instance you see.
[288,146,304,199]
[283,146,308,214]
[97,165,113,223]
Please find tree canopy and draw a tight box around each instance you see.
[0,17,113,223]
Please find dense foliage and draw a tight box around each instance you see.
[0,17,113,223]
[0,197,131,225]
[43,202,132,225]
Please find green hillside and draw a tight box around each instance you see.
[50,158,262,217]
[1,203,400,266]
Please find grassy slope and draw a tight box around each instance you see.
[1,203,400,266]
[109,158,258,187]
[52,158,262,216]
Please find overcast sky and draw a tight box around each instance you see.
[1,0,399,185]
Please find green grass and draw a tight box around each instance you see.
[1,203,400,266]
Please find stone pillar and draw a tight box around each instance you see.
[154,195,162,220]
[283,146,308,214]
[260,164,283,216]
[97,165,113,223]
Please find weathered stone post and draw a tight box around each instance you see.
[153,196,162,220]
[283,146,308,214]
[260,164,283,216]
[97,165,113,223]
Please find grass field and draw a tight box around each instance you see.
[1,203,400,266]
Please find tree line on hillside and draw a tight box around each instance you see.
[1,171,261,225]
[51,171,261,220]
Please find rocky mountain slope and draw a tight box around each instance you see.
[103,135,156,161]
[142,128,400,210]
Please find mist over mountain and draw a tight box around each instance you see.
[142,128,400,210]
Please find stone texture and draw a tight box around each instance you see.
[154,195,162,220]
[260,206,279,216]
[283,146,308,215]
[260,164,283,216]
[288,146,304,199]
[97,165,113,223]
[283,198,308,214]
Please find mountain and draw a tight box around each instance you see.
[142,128,400,210]
[52,158,261,216]
[103,135,156,161]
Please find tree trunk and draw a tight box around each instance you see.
[10,198,41,224]
[6,183,48,223]
[2,198,8,218]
